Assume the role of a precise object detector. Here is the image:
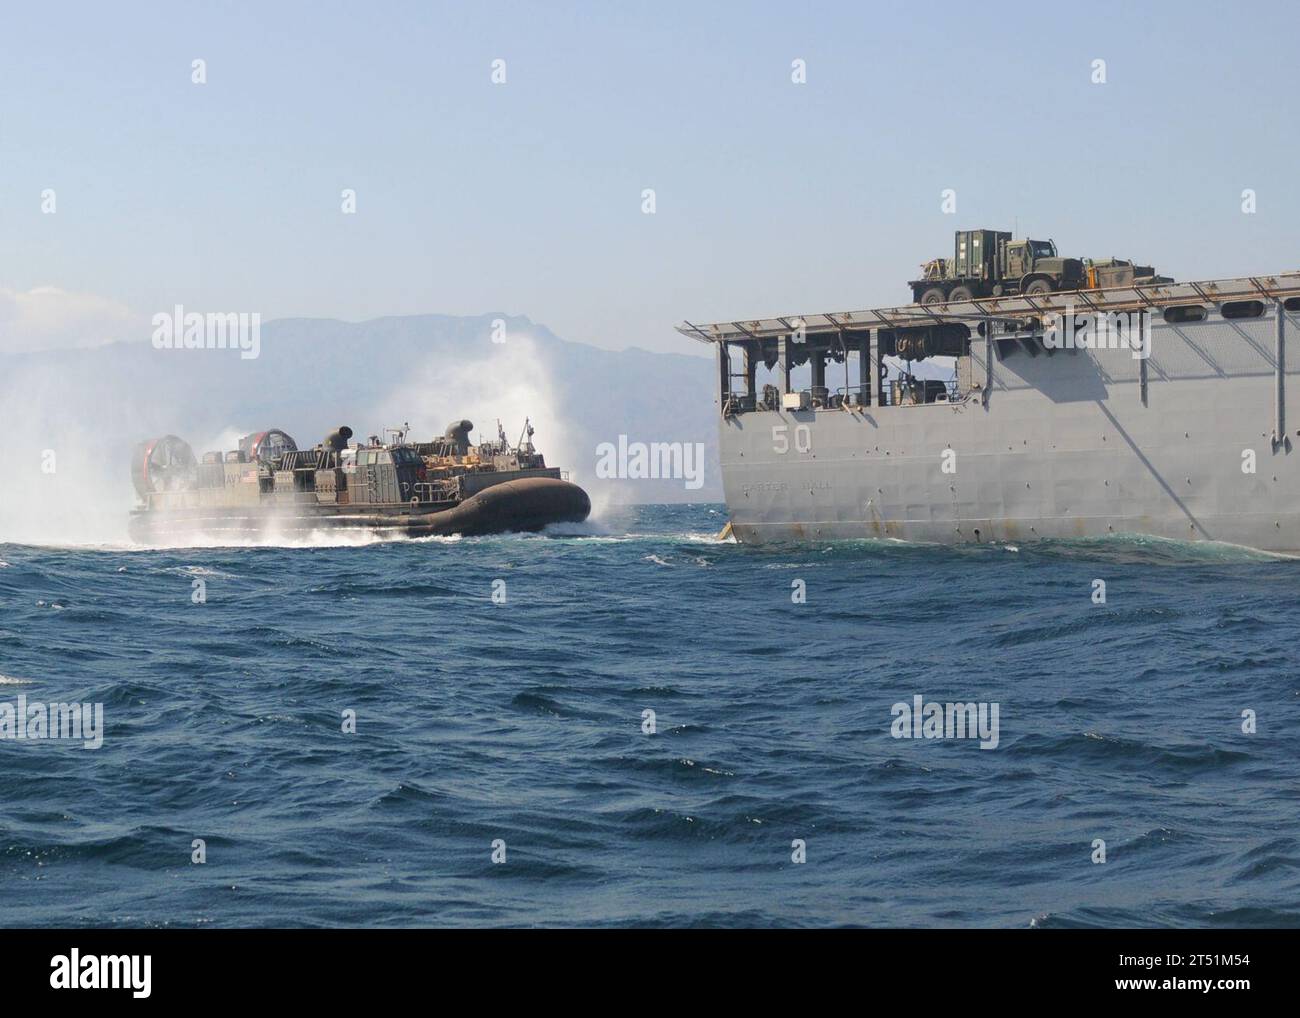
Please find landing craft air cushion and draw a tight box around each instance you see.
[129,419,591,542]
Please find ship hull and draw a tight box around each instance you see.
[720,306,1300,553]
[129,477,591,543]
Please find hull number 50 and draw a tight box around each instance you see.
[772,423,812,454]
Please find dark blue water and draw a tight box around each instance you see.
[2,505,1297,927]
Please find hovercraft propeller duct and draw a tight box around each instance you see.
[131,435,197,497]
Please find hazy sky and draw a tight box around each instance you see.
[1,0,1297,355]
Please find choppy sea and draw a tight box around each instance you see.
[1,504,1297,927]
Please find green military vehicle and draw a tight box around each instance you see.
[909,229,1171,305]
[910,229,1084,304]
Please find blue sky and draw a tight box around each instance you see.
[1,0,1296,353]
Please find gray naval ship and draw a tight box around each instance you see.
[679,264,1300,553]
[130,418,590,542]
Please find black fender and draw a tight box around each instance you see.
[408,477,591,536]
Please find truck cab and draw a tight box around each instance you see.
[1009,238,1086,295]
[1006,238,1057,278]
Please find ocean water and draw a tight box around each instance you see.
[1,504,1297,928]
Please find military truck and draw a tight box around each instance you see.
[909,229,1171,304]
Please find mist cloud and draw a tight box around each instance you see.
[0,286,143,354]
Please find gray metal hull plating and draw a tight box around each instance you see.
[720,306,1300,552]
